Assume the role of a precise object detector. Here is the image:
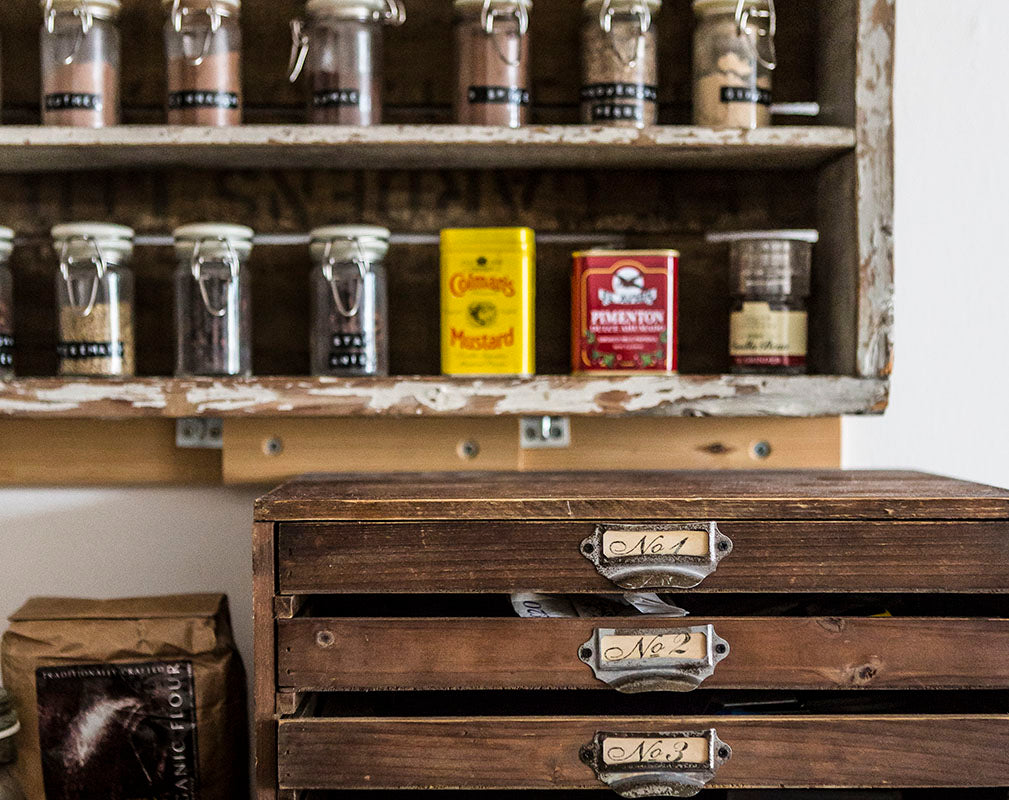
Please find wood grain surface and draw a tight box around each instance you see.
[253,521,279,800]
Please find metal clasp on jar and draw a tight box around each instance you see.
[598,0,653,69]
[59,234,107,317]
[321,235,375,319]
[190,236,240,318]
[481,0,529,68]
[44,0,96,66]
[171,0,226,67]
[735,0,777,70]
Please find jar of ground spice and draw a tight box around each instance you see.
[581,0,660,127]
[454,0,531,127]
[310,225,389,377]
[708,229,816,375]
[52,222,135,377]
[0,228,14,381]
[692,0,775,128]
[288,0,405,125]
[173,223,253,377]
[164,0,242,126]
[40,0,121,127]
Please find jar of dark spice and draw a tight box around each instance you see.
[0,228,14,381]
[310,225,389,377]
[0,689,27,800]
[692,0,775,128]
[40,0,121,127]
[288,0,405,125]
[173,223,253,377]
[52,222,135,377]
[164,0,242,126]
[454,0,531,127]
[581,0,660,127]
[708,229,816,375]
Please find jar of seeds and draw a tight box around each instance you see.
[454,0,532,127]
[52,222,135,377]
[173,223,253,377]
[0,228,14,380]
[163,0,242,125]
[692,0,775,128]
[288,0,405,125]
[40,0,122,127]
[708,229,816,375]
[309,225,389,377]
[581,0,660,127]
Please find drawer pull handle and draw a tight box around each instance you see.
[581,522,733,590]
[579,624,729,693]
[581,728,730,798]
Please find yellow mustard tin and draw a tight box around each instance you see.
[440,227,536,376]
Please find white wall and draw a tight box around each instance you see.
[2,0,1007,677]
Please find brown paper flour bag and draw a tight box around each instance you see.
[1,594,248,800]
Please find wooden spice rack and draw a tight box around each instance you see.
[0,0,893,482]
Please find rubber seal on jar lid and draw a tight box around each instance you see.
[453,0,532,9]
[161,0,240,13]
[44,0,122,18]
[173,223,254,257]
[310,225,391,263]
[582,0,661,12]
[706,230,819,244]
[693,0,768,15]
[51,222,135,262]
[306,0,389,18]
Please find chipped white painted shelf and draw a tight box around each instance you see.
[0,375,888,419]
[0,125,856,171]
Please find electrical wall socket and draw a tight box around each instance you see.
[520,416,571,449]
[175,417,223,449]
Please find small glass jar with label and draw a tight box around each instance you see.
[0,228,13,380]
[692,0,775,128]
[163,0,243,125]
[454,0,532,127]
[52,222,135,377]
[580,0,660,127]
[40,0,122,127]
[708,229,816,375]
[173,223,254,377]
[288,0,405,125]
[310,225,389,377]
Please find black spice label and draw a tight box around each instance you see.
[467,86,530,106]
[720,86,772,106]
[0,333,13,369]
[313,89,361,108]
[168,91,239,110]
[587,103,645,122]
[580,83,658,103]
[329,333,371,370]
[58,341,125,360]
[36,661,200,800]
[45,93,102,112]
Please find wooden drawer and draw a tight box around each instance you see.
[276,616,1009,692]
[277,715,1009,791]
[278,520,1009,594]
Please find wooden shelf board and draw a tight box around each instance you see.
[0,125,856,171]
[0,375,888,419]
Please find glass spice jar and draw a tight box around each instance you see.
[52,222,135,377]
[163,0,243,126]
[692,0,776,128]
[288,0,405,125]
[708,229,816,375]
[40,0,121,127]
[173,223,254,377]
[580,0,660,127]
[310,225,389,377]
[0,689,27,800]
[0,228,14,381]
[454,0,531,127]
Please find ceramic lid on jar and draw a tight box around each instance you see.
[51,222,135,262]
[173,223,254,259]
[454,0,532,8]
[693,0,768,15]
[45,0,122,19]
[0,227,13,261]
[583,0,660,13]
[161,0,240,13]
[307,0,390,18]
[310,225,391,263]
[706,230,819,244]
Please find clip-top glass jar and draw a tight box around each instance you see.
[0,689,27,800]
[174,223,253,377]
[52,222,135,377]
[454,0,531,127]
[310,225,389,377]
[692,0,776,128]
[40,0,121,127]
[581,0,660,127]
[0,228,13,381]
[708,229,816,375]
[288,0,405,125]
[164,0,243,125]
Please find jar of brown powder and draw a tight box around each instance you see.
[40,0,121,127]
[692,0,775,128]
[164,0,242,126]
[52,222,135,377]
[581,0,660,127]
[288,0,405,125]
[0,228,14,381]
[454,0,531,127]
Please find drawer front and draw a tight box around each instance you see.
[277,715,1009,790]
[276,616,1009,692]
[278,520,1009,593]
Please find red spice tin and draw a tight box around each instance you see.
[571,249,679,373]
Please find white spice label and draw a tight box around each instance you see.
[730,301,807,368]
